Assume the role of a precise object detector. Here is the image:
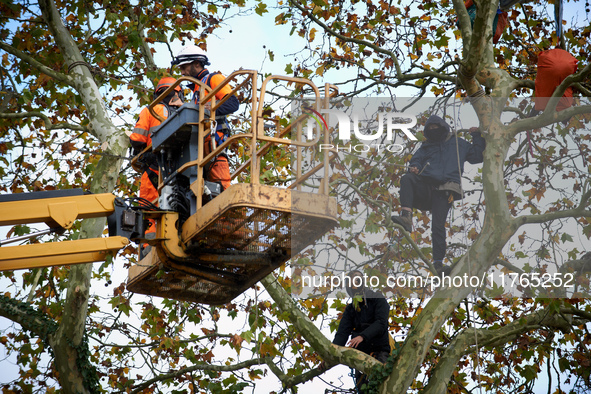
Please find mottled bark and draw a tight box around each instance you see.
[422,308,576,394]
[261,274,381,374]
[31,0,129,392]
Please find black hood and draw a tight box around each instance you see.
[345,270,366,298]
[423,115,451,142]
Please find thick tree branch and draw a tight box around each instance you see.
[466,0,497,68]
[455,2,506,130]
[38,0,126,147]
[38,0,98,347]
[0,41,73,85]
[454,0,497,98]
[0,294,58,341]
[513,78,536,90]
[507,104,591,137]
[261,274,380,374]
[559,252,591,274]
[32,1,129,392]
[562,306,591,321]
[575,82,591,97]
[451,0,472,56]
[423,306,584,394]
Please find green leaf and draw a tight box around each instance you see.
[255,2,268,16]
[240,330,253,343]
[13,225,31,236]
[518,364,538,381]
[22,89,33,104]
[128,31,140,47]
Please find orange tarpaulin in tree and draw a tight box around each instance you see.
[534,48,578,112]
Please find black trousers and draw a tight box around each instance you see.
[399,172,452,262]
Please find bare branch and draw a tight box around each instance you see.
[264,358,325,388]
[451,0,472,56]
[287,0,455,85]
[516,188,591,225]
[493,258,525,275]
[282,367,325,388]
[507,104,591,137]
[127,5,158,72]
[125,357,272,394]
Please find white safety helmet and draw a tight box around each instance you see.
[171,45,210,67]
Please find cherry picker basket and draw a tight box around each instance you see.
[127,72,338,305]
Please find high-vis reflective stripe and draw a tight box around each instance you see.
[132,127,150,137]
[130,103,168,212]
[130,104,168,145]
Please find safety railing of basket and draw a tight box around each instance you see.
[146,71,338,209]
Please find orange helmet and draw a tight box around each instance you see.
[155,77,181,95]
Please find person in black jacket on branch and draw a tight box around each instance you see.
[331,270,390,393]
[390,115,486,276]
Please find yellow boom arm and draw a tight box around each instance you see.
[0,191,129,271]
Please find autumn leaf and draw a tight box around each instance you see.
[309,27,317,41]
[60,141,75,155]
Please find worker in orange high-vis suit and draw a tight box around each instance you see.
[171,45,240,190]
[129,77,183,259]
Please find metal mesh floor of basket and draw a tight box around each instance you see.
[127,202,336,305]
